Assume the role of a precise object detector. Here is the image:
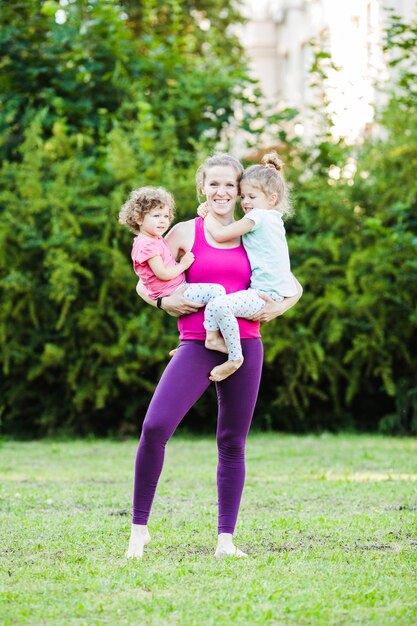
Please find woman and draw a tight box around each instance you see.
[127,154,302,558]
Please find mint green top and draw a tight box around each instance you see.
[243,208,297,299]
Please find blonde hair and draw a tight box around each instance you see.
[195,153,244,199]
[118,186,175,235]
[242,152,292,217]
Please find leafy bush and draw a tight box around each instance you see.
[0,5,416,436]
[257,14,417,434]
[0,0,255,436]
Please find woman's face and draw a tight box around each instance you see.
[202,165,239,220]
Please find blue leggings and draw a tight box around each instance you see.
[132,338,263,533]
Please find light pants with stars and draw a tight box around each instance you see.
[204,289,283,361]
[180,282,226,306]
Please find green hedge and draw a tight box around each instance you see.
[0,5,416,436]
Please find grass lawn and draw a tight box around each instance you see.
[1,433,416,625]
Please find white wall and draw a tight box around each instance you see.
[237,0,416,144]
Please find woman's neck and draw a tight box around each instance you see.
[210,212,235,226]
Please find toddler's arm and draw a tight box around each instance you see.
[204,213,254,243]
[147,251,194,281]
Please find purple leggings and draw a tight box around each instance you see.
[132,338,263,533]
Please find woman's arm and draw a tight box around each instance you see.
[204,213,253,243]
[249,276,303,322]
[164,220,194,259]
[136,280,203,317]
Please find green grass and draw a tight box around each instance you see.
[1,434,416,625]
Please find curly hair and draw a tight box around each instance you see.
[118,186,175,235]
[242,152,293,217]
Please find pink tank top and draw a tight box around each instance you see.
[178,217,261,340]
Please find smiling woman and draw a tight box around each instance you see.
[122,153,302,560]
[198,164,241,220]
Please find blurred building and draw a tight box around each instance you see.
[238,0,416,144]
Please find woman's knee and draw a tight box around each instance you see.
[216,432,246,458]
[141,416,171,446]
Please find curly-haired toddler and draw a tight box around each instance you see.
[119,186,226,352]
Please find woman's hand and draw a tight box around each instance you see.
[136,281,203,317]
[248,293,287,322]
[159,285,204,317]
[248,277,303,322]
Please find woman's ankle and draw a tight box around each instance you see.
[127,524,151,558]
[131,523,150,536]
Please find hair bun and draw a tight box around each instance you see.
[261,151,283,172]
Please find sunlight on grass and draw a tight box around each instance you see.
[323,472,417,482]
[1,434,416,625]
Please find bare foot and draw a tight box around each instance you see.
[126,524,151,558]
[215,545,248,558]
[209,357,244,382]
[215,533,248,558]
[168,348,178,358]
[205,330,228,355]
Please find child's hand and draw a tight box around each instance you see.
[179,251,195,269]
[197,202,209,218]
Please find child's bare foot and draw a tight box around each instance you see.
[126,524,151,558]
[209,357,244,382]
[205,330,228,354]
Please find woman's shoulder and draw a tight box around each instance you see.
[169,218,195,236]
[165,218,196,254]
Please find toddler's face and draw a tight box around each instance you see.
[139,205,171,238]
[240,183,271,214]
